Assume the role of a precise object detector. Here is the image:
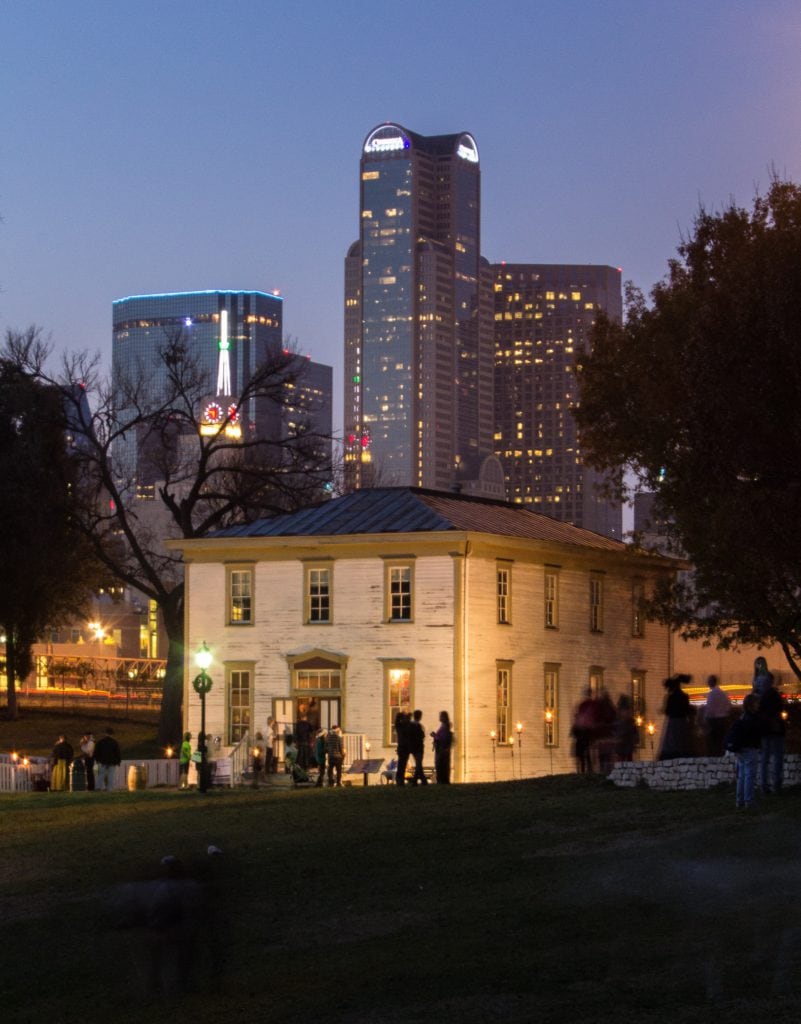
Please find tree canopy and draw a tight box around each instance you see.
[6,327,332,741]
[575,179,801,678]
[0,343,103,718]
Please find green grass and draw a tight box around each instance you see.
[3,773,801,1024]
[0,708,162,759]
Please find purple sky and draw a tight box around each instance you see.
[2,0,800,435]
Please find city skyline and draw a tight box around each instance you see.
[3,1,800,438]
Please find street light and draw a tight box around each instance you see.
[193,642,214,793]
[509,736,516,778]
[647,721,656,757]
[490,730,497,782]
[363,740,371,787]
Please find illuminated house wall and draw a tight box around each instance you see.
[175,487,676,782]
[344,124,496,494]
[492,264,623,539]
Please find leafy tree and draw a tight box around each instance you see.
[575,179,801,679]
[0,343,102,719]
[5,327,332,743]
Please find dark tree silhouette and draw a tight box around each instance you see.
[575,179,801,679]
[6,327,332,742]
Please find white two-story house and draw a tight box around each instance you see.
[173,487,678,782]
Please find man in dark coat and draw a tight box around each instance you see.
[408,709,428,785]
[94,727,122,791]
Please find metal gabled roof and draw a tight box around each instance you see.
[212,487,631,555]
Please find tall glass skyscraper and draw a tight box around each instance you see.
[492,264,623,539]
[344,123,499,494]
[112,290,331,485]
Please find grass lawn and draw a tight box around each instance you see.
[0,709,163,760]
[2,773,801,1024]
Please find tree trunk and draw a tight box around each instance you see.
[4,629,18,720]
[157,587,185,747]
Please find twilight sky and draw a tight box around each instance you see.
[2,0,800,434]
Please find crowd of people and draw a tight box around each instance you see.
[49,727,122,791]
[573,658,788,809]
[570,690,639,774]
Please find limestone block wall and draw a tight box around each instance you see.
[608,754,801,790]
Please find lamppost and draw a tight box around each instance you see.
[647,721,656,757]
[363,740,371,787]
[490,730,497,782]
[193,642,214,793]
[509,736,515,778]
[544,710,554,775]
[515,721,524,779]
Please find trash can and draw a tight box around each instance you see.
[70,757,86,792]
[127,763,148,791]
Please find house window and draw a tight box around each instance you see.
[226,665,252,744]
[385,662,413,744]
[632,579,645,638]
[386,564,413,622]
[496,662,512,743]
[305,564,332,624]
[544,569,559,628]
[227,566,253,625]
[497,563,511,624]
[589,575,603,632]
[544,663,559,747]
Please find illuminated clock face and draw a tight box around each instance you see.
[203,402,223,424]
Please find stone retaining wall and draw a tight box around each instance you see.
[608,753,801,790]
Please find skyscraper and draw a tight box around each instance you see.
[344,123,500,495]
[112,290,332,485]
[492,264,623,538]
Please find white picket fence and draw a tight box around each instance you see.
[0,756,180,792]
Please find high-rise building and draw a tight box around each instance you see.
[492,264,623,538]
[112,290,332,485]
[344,123,500,495]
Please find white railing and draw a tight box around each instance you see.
[227,730,250,786]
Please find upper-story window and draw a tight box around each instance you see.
[386,563,413,622]
[544,569,559,628]
[305,564,332,624]
[497,563,511,624]
[228,566,253,625]
[589,574,604,632]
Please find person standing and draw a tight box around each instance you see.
[755,665,786,795]
[408,710,428,785]
[701,675,732,756]
[265,715,278,773]
[94,727,122,791]
[326,725,344,788]
[394,710,411,785]
[314,728,327,787]
[80,732,96,791]
[431,711,454,784]
[178,732,192,790]
[726,692,762,809]
[51,735,74,791]
[658,675,693,760]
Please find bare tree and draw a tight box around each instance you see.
[7,327,332,743]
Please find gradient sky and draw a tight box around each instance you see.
[3,0,800,434]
